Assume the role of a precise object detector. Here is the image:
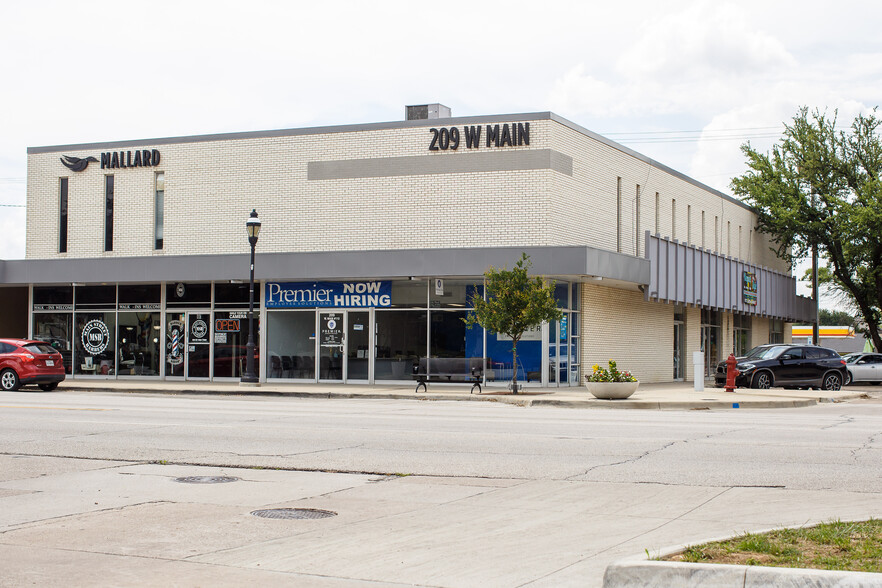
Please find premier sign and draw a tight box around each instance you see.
[266,281,392,309]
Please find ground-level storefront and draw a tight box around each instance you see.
[5,242,811,386]
[26,277,582,387]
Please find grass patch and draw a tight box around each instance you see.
[663,519,882,573]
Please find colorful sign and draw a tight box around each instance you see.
[743,271,758,306]
[266,281,392,309]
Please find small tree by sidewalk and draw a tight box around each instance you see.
[464,253,562,394]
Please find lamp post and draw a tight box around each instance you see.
[242,209,261,384]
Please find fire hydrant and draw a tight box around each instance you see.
[724,353,740,393]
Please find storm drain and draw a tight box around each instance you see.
[173,476,240,484]
[251,508,337,520]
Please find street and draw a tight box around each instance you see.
[1,389,881,586]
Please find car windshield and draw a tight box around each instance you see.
[23,343,59,355]
[743,345,788,360]
[846,354,864,364]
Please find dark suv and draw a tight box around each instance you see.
[714,344,847,391]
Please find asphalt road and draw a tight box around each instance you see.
[1,389,881,587]
[2,389,881,490]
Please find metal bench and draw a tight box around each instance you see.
[413,357,484,394]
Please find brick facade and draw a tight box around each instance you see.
[23,112,795,383]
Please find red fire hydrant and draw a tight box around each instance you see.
[724,353,740,393]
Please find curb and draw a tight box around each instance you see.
[602,560,882,587]
[50,384,849,410]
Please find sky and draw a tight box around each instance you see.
[2,0,880,307]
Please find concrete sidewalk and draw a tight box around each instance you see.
[54,378,871,409]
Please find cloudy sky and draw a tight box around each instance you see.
[2,0,880,301]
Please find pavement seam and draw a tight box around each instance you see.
[0,500,172,535]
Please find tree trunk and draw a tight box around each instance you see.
[511,337,520,394]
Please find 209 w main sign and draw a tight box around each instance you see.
[429,122,530,151]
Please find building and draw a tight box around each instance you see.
[2,105,814,386]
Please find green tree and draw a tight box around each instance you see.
[730,107,882,352]
[817,308,856,327]
[464,253,563,393]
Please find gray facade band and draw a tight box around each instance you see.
[0,245,648,286]
[307,150,573,180]
[645,232,813,322]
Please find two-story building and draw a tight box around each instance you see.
[1,104,813,386]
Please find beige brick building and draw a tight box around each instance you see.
[5,106,811,386]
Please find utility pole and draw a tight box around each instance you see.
[811,191,819,346]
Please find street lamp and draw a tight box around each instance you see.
[242,209,261,384]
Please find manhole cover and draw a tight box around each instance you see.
[173,476,240,484]
[251,508,337,520]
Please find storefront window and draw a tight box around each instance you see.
[33,286,73,309]
[267,311,315,379]
[389,280,427,308]
[118,284,161,308]
[74,312,116,375]
[117,312,161,376]
[429,280,481,308]
[215,283,252,307]
[486,326,542,385]
[733,314,751,357]
[165,282,211,308]
[75,285,115,309]
[213,310,258,378]
[375,310,426,379]
[428,310,481,375]
[554,282,569,308]
[770,319,784,344]
[33,313,73,374]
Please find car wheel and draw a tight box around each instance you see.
[822,372,842,391]
[845,371,853,386]
[751,371,772,389]
[0,369,21,391]
[38,383,58,392]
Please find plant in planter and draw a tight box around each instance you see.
[584,360,639,399]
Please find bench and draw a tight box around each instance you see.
[413,357,484,394]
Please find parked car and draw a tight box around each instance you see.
[843,352,882,386]
[714,344,847,391]
[0,338,66,391]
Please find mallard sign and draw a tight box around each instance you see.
[60,150,162,172]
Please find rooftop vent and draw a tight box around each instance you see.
[405,103,451,121]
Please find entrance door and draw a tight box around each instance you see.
[701,325,719,378]
[673,321,684,380]
[347,311,370,381]
[165,311,211,378]
[546,315,573,387]
[318,311,344,381]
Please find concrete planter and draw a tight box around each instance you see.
[585,381,639,399]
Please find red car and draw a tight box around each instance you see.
[0,338,66,391]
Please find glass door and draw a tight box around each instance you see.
[318,311,344,382]
[165,312,186,377]
[187,312,211,378]
[347,311,370,381]
[546,315,573,387]
[700,325,719,378]
[165,311,210,378]
[673,321,684,380]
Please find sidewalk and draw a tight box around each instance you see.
[55,379,869,409]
